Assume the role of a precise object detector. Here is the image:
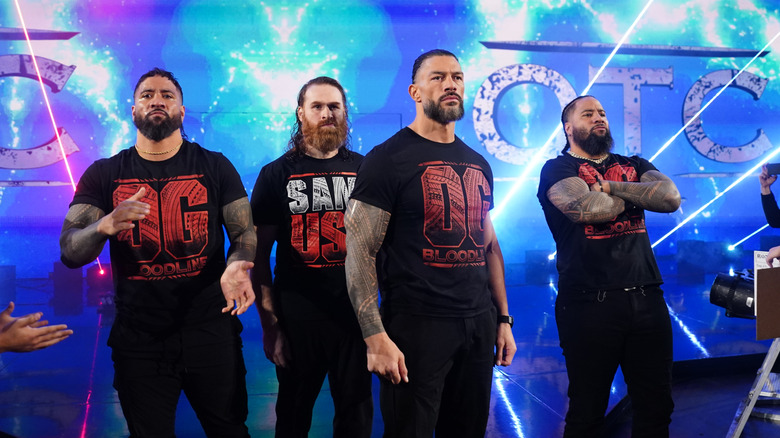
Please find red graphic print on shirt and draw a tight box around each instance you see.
[113,175,209,280]
[286,172,355,268]
[420,162,489,268]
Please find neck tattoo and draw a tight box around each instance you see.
[567,150,609,164]
[136,141,183,156]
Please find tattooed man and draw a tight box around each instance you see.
[538,95,681,438]
[60,68,255,437]
[345,49,516,438]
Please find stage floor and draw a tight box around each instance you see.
[0,246,778,437]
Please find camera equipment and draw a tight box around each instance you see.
[710,270,756,319]
[767,163,780,175]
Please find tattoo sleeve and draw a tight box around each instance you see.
[608,170,682,213]
[59,204,109,268]
[547,177,626,223]
[344,199,390,339]
[223,197,257,264]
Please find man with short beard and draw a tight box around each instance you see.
[250,76,372,438]
[345,49,516,438]
[60,67,255,437]
[537,95,681,438]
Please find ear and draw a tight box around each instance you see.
[408,84,421,103]
[296,106,303,122]
[180,105,185,120]
[564,121,572,138]
[131,105,136,118]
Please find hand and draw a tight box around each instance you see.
[495,323,517,366]
[364,332,408,384]
[97,187,150,236]
[262,323,291,367]
[220,260,256,315]
[760,165,777,195]
[767,245,780,267]
[0,302,73,353]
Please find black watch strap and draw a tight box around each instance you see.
[498,314,514,328]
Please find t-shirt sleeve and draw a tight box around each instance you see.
[538,157,576,199]
[218,154,247,207]
[250,162,284,226]
[634,156,659,178]
[350,145,397,212]
[70,161,109,212]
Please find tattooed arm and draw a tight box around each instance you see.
[345,199,408,384]
[547,177,626,224]
[221,197,257,315]
[223,197,257,265]
[60,187,150,268]
[601,170,681,213]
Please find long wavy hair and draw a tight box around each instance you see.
[287,76,352,160]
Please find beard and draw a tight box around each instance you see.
[423,92,464,125]
[134,110,182,142]
[572,125,614,156]
[301,114,348,155]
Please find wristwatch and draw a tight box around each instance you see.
[498,315,514,328]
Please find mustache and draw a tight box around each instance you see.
[318,118,337,128]
[146,109,169,118]
[439,92,462,103]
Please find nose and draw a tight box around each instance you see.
[150,93,165,108]
[321,108,332,119]
[443,75,456,91]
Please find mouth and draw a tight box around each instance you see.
[440,93,462,104]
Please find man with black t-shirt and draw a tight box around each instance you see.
[345,49,516,438]
[250,76,372,438]
[537,95,681,438]
[60,68,255,437]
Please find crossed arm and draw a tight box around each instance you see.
[547,170,681,223]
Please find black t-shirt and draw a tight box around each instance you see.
[70,141,247,348]
[250,151,363,322]
[537,153,663,292]
[350,127,494,318]
[762,192,780,228]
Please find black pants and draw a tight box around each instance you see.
[112,318,249,438]
[274,317,373,438]
[380,308,496,438]
[556,286,674,438]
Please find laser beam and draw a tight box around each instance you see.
[648,30,780,163]
[13,1,104,273]
[728,224,770,251]
[493,0,656,219]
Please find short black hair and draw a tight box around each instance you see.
[560,95,595,152]
[411,49,459,83]
[133,67,184,102]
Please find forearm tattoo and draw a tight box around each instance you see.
[59,204,108,268]
[547,177,625,224]
[345,199,390,339]
[223,197,257,264]
[608,170,681,213]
